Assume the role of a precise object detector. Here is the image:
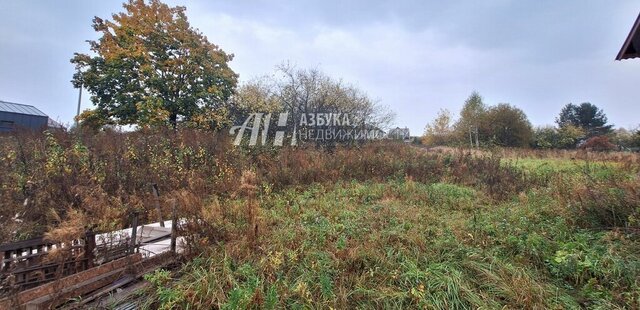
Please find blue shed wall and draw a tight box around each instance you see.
[0,111,48,132]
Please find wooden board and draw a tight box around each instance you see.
[0,254,142,309]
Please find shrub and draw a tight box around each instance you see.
[566,177,640,229]
[580,136,616,152]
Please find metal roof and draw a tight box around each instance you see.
[616,12,640,60]
[48,118,64,128]
[0,100,48,117]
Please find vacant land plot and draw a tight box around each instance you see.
[140,149,640,309]
[2,131,638,308]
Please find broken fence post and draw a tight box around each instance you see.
[84,227,96,268]
[130,212,138,255]
[151,183,165,228]
[170,200,177,254]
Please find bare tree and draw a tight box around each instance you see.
[236,63,395,133]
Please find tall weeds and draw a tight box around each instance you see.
[1,130,538,242]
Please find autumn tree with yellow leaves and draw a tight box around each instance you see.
[422,109,454,146]
[71,0,238,130]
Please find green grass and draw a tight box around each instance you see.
[505,157,623,178]
[502,158,637,189]
[143,157,640,309]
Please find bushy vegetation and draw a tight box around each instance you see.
[422,92,640,151]
[422,92,534,148]
[3,1,637,308]
[0,128,236,241]
[0,129,524,241]
[142,161,640,309]
[580,136,617,152]
[2,128,640,308]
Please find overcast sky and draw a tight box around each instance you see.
[1,1,639,134]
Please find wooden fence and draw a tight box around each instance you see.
[0,234,90,291]
[0,212,172,295]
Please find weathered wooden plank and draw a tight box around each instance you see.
[26,267,127,309]
[0,237,49,252]
[0,254,142,309]
[70,252,177,309]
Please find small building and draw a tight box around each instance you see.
[0,100,58,132]
[387,127,411,142]
[616,12,640,60]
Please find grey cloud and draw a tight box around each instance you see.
[1,0,639,134]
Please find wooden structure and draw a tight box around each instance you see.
[0,213,178,301]
[0,234,92,292]
[616,12,640,60]
[0,254,143,309]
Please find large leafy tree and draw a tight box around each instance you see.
[480,103,533,147]
[71,0,238,130]
[459,92,486,127]
[556,103,612,138]
[454,91,486,143]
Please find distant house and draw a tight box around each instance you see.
[0,100,62,132]
[387,127,411,142]
[616,12,640,60]
[355,124,386,140]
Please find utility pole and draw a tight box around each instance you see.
[75,84,82,128]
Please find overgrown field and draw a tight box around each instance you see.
[146,146,639,308]
[1,130,639,308]
[146,176,640,309]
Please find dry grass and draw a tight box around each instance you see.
[2,128,639,308]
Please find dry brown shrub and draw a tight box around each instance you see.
[240,170,260,248]
[552,173,640,229]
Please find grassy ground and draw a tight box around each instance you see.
[3,132,637,308]
[142,154,640,309]
[503,157,627,182]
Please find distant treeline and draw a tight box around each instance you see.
[422,92,639,151]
